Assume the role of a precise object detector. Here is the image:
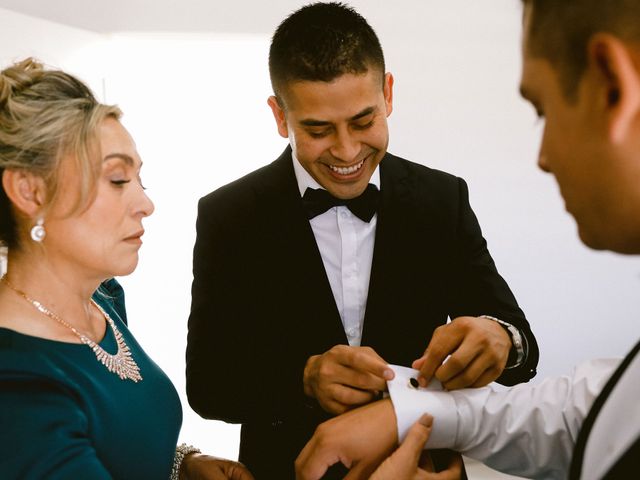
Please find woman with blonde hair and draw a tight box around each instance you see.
[0,58,253,480]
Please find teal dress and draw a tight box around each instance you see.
[0,280,182,479]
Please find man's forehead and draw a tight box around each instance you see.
[283,74,384,115]
[519,51,554,102]
[520,1,538,70]
[519,57,537,102]
[282,69,383,97]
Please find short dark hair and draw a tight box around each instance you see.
[523,0,640,100]
[268,2,385,104]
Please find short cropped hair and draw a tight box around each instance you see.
[0,58,121,249]
[523,0,640,99]
[268,2,385,105]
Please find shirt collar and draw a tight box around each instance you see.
[292,152,381,197]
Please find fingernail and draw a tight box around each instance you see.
[418,414,433,427]
[418,376,428,388]
[383,368,395,380]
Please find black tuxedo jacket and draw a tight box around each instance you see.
[186,148,539,479]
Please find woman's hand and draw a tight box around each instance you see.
[181,453,255,480]
[370,415,463,480]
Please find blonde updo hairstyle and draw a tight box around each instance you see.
[0,58,121,250]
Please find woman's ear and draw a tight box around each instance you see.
[588,33,640,144]
[2,169,47,218]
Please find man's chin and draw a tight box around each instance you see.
[577,223,640,255]
[320,177,371,200]
[320,174,371,198]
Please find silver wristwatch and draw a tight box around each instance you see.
[480,315,526,369]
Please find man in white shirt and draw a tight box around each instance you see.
[295,1,640,479]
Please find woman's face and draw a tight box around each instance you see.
[43,118,154,280]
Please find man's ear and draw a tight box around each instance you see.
[383,72,394,117]
[2,169,47,218]
[588,33,640,144]
[267,95,289,139]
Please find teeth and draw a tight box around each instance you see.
[329,159,364,175]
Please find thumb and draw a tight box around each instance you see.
[369,414,434,480]
[394,414,433,465]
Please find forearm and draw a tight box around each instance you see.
[387,360,618,480]
[450,178,539,385]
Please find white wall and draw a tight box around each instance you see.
[0,8,108,90]
[2,0,640,465]
[104,32,277,458]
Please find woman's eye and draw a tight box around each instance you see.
[111,179,131,186]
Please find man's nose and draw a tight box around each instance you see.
[330,129,360,162]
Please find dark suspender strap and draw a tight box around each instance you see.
[569,339,640,479]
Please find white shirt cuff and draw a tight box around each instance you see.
[386,364,458,449]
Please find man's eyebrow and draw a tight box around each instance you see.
[519,85,532,101]
[349,106,376,121]
[519,85,544,115]
[299,118,331,127]
[299,106,377,127]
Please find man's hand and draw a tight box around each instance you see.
[295,399,398,480]
[303,345,395,414]
[181,454,255,480]
[370,415,463,480]
[412,316,511,390]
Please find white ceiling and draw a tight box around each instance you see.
[0,0,313,33]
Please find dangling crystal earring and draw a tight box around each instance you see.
[30,218,46,242]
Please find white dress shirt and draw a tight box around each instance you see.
[387,357,634,480]
[292,155,380,346]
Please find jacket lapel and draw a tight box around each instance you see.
[361,154,412,351]
[361,154,450,364]
[256,148,348,349]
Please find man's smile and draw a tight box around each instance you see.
[327,158,366,176]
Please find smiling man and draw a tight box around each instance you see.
[185,2,538,479]
[295,1,640,479]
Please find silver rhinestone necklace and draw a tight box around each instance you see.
[2,277,142,383]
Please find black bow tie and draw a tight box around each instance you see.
[302,184,380,222]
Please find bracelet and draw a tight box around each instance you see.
[170,443,201,480]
